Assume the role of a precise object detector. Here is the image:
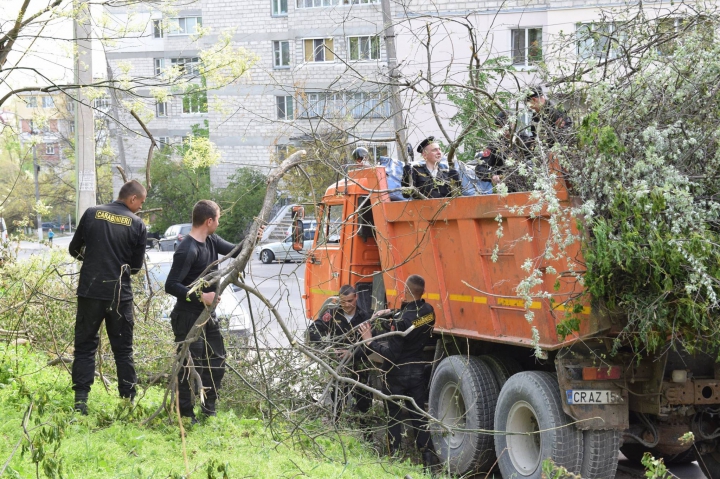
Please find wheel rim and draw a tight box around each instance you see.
[506,400,541,476]
[437,381,467,449]
[261,251,270,262]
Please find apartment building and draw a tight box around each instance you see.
[14,93,75,164]
[104,0,684,190]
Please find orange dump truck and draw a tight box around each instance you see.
[294,166,720,478]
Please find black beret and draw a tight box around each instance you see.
[526,86,543,101]
[416,136,436,153]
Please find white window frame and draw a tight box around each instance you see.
[42,96,55,108]
[273,41,291,68]
[348,92,390,119]
[157,136,170,146]
[152,19,163,38]
[182,92,207,115]
[154,58,165,76]
[272,0,288,16]
[167,17,202,36]
[576,22,623,61]
[45,144,55,155]
[511,27,543,67]
[303,38,335,63]
[276,144,291,161]
[170,57,200,76]
[156,102,168,117]
[276,95,294,120]
[27,96,37,108]
[348,36,380,61]
[296,0,377,7]
[93,97,110,109]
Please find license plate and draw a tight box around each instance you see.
[566,390,623,405]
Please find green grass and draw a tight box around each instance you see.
[0,344,429,478]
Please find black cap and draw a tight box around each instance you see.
[351,147,369,162]
[494,111,508,128]
[416,136,435,153]
[526,86,543,101]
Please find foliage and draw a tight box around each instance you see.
[640,453,672,479]
[214,168,267,243]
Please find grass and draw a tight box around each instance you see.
[0,344,429,479]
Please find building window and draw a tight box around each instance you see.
[42,96,55,108]
[276,144,291,161]
[182,91,207,114]
[93,97,110,109]
[358,143,388,160]
[154,58,165,76]
[26,96,37,108]
[46,144,55,155]
[272,0,288,15]
[170,57,200,75]
[298,91,389,119]
[576,23,623,61]
[156,102,168,117]
[273,41,291,68]
[511,28,542,66]
[276,96,294,120]
[66,100,75,112]
[348,36,380,61]
[167,17,202,36]
[157,136,170,146]
[297,0,377,7]
[152,19,164,38]
[303,38,334,62]
[348,92,390,119]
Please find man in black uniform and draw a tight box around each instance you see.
[402,137,460,199]
[165,200,256,421]
[308,284,372,415]
[526,86,572,147]
[359,275,436,465]
[69,180,148,414]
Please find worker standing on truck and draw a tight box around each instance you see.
[526,86,572,147]
[402,136,460,199]
[358,274,437,467]
[351,147,371,166]
[308,285,372,417]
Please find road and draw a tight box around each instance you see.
[11,238,708,478]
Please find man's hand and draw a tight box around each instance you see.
[201,292,220,306]
[256,225,266,242]
[491,174,501,185]
[371,309,391,319]
[337,349,351,360]
[359,322,373,341]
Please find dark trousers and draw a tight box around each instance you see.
[171,309,226,417]
[349,368,373,414]
[72,297,137,400]
[383,372,432,453]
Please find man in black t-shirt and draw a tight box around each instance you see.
[69,180,147,414]
[165,200,253,421]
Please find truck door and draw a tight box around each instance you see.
[305,202,345,319]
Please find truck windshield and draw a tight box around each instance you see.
[317,204,343,245]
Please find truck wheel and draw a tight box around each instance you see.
[581,429,620,478]
[429,356,499,476]
[260,249,274,264]
[495,371,583,479]
[698,450,720,479]
[621,444,695,466]
[479,354,523,388]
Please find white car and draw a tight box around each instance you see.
[144,251,251,337]
[255,231,315,264]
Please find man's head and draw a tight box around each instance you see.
[404,274,425,301]
[338,284,358,315]
[118,180,147,213]
[417,137,442,166]
[351,147,369,164]
[526,86,546,113]
[192,200,221,234]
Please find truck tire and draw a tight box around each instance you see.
[429,355,499,476]
[495,371,583,479]
[479,354,522,388]
[581,429,620,478]
[698,450,720,479]
[260,249,274,264]
[620,443,695,466]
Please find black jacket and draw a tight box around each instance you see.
[165,234,241,314]
[402,164,460,199]
[69,200,147,301]
[308,308,368,345]
[475,140,508,182]
[367,299,435,376]
[531,104,572,146]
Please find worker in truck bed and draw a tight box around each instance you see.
[402,136,460,199]
[358,274,438,468]
[307,285,372,417]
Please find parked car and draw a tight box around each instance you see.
[158,223,192,251]
[41,222,60,231]
[285,219,317,237]
[143,251,251,337]
[255,230,315,264]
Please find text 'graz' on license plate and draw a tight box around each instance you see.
[566,390,623,405]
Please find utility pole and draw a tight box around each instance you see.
[74,0,96,218]
[381,0,407,162]
[32,143,43,241]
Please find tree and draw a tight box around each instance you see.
[215,168,267,242]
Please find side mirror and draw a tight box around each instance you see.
[291,206,305,251]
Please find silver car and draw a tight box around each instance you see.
[144,251,251,337]
[255,230,315,264]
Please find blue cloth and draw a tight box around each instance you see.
[378,156,407,201]
[477,181,494,195]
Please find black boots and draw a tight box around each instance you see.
[200,399,216,417]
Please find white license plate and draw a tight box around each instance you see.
[566,390,623,405]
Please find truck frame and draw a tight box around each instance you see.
[294,165,720,478]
